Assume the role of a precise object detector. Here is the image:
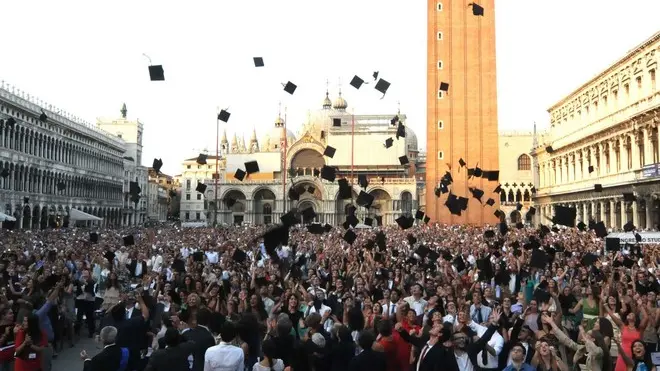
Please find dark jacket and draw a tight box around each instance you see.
[144,341,196,371]
[182,326,216,371]
[347,349,386,371]
[82,344,137,371]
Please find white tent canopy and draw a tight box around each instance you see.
[69,208,103,221]
[0,212,16,222]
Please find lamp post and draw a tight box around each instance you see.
[214,107,220,227]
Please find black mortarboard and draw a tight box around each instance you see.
[332,118,342,127]
[281,210,300,227]
[244,160,259,174]
[459,158,466,167]
[484,230,495,239]
[152,158,163,173]
[415,210,424,220]
[516,203,523,211]
[283,81,297,95]
[324,223,333,232]
[384,137,394,148]
[374,78,390,96]
[224,197,237,208]
[346,214,359,227]
[553,205,576,227]
[356,191,374,208]
[471,3,484,16]
[588,165,594,173]
[445,194,462,216]
[391,115,400,126]
[358,174,369,189]
[528,206,536,215]
[468,167,483,178]
[500,221,509,235]
[372,71,379,80]
[453,256,466,272]
[197,153,208,165]
[516,222,524,229]
[470,188,484,203]
[477,257,494,280]
[301,207,317,221]
[494,210,503,219]
[234,169,246,181]
[218,109,231,122]
[253,57,264,67]
[323,146,336,158]
[635,232,642,243]
[196,182,207,193]
[232,249,247,263]
[594,184,603,192]
[0,169,8,178]
[594,221,608,238]
[338,178,353,199]
[395,215,414,230]
[577,221,586,232]
[307,186,315,194]
[485,198,495,207]
[57,182,66,191]
[530,249,547,269]
[343,230,357,245]
[375,215,383,226]
[148,65,165,81]
[123,235,135,246]
[129,181,141,195]
[458,197,469,210]
[623,221,635,232]
[39,110,48,122]
[622,257,635,268]
[545,145,554,153]
[321,166,336,182]
[581,253,598,267]
[439,82,449,92]
[104,251,115,263]
[350,75,364,89]
[307,223,324,235]
[22,196,29,204]
[623,193,636,202]
[484,170,500,182]
[399,155,409,165]
[288,188,300,201]
[396,123,406,139]
[364,217,374,227]
[493,184,502,193]
[90,232,98,243]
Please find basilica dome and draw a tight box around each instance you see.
[261,116,297,151]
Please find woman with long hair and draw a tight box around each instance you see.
[615,339,656,371]
[571,285,601,331]
[253,338,286,371]
[606,298,649,371]
[238,312,264,370]
[14,313,47,371]
[541,314,608,371]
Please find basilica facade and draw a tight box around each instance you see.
[179,89,421,226]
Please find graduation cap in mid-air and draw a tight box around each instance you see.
[253,57,264,67]
[152,158,163,173]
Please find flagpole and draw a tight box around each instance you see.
[351,108,355,183]
[214,107,219,227]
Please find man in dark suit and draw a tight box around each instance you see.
[81,326,136,371]
[347,330,386,371]
[145,328,195,371]
[182,307,215,371]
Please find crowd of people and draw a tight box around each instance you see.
[0,220,658,371]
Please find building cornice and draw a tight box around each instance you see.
[548,31,660,113]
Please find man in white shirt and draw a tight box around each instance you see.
[403,284,427,317]
[468,312,504,370]
[204,322,244,371]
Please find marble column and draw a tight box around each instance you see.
[599,200,606,225]
[645,198,652,230]
[609,200,617,229]
[582,203,588,223]
[608,140,617,174]
[632,200,639,227]
[630,132,641,170]
[620,200,627,229]
[643,127,653,166]
[620,136,629,171]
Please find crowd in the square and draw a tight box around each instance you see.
[0,220,658,371]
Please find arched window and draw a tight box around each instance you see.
[523,190,531,201]
[401,192,413,215]
[500,190,506,203]
[517,154,531,171]
[515,190,522,202]
[507,190,514,203]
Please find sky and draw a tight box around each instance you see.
[1,1,659,175]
